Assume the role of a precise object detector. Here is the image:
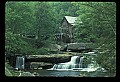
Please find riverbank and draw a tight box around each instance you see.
[5,62,19,76]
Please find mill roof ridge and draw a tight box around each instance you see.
[64,16,77,24]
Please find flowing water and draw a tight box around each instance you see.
[15,55,109,77]
[28,69,110,77]
[29,69,82,77]
[27,55,108,77]
[48,56,99,72]
[51,56,85,70]
[15,56,25,70]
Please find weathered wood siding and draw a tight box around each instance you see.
[61,18,72,43]
[61,18,69,34]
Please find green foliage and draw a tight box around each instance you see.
[5,2,56,55]
[35,48,49,55]
[5,1,35,34]
[73,2,116,74]
[33,2,57,48]
[5,29,33,54]
[5,2,116,75]
[5,29,50,55]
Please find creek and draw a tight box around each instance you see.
[25,54,109,77]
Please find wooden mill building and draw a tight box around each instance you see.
[55,16,82,44]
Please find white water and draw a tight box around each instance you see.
[52,56,85,70]
[48,56,100,72]
[15,56,25,70]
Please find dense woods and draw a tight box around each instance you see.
[5,1,116,76]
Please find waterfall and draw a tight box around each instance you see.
[79,56,84,68]
[15,56,25,70]
[52,56,87,70]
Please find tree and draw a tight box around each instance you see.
[73,2,116,74]
[5,2,51,55]
[34,2,56,48]
[5,1,35,34]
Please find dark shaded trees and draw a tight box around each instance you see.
[72,2,116,74]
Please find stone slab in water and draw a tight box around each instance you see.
[60,43,94,51]
[26,54,72,63]
[19,72,35,77]
[30,62,53,69]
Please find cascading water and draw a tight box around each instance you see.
[15,56,25,70]
[51,56,88,70]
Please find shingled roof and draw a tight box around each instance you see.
[64,16,78,25]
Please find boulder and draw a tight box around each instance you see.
[60,43,94,52]
[19,72,35,77]
[26,54,72,64]
[30,62,53,69]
